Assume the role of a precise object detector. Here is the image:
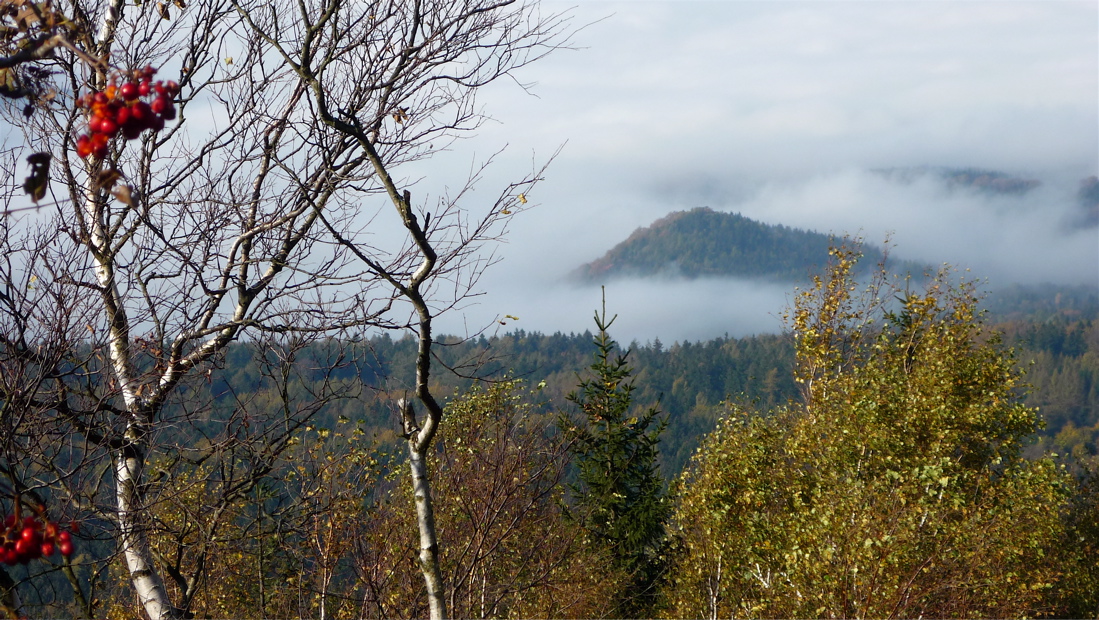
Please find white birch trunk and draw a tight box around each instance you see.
[115,452,175,619]
[408,443,446,620]
[401,398,446,619]
[89,206,178,619]
[83,1,179,602]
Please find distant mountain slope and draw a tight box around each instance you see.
[1075,176,1098,228]
[873,166,1043,195]
[574,207,918,283]
[875,166,1097,228]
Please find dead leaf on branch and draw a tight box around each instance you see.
[111,184,136,209]
[96,168,121,189]
[12,4,43,32]
[22,150,49,202]
[90,168,137,208]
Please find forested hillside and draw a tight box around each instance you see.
[213,328,797,476]
[873,166,1043,195]
[209,283,1098,478]
[7,257,1098,617]
[573,207,928,283]
[140,263,1096,619]
[874,167,1099,227]
[574,170,1097,286]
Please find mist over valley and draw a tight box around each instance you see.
[434,165,1098,344]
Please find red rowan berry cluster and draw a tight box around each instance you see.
[74,66,179,159]
[1,509,76,565]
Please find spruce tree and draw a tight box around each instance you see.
[561,296,670,617]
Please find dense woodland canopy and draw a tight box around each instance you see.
[209,281,1096,479]
[3,232,1098,617]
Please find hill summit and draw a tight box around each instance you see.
[573,207,909,283]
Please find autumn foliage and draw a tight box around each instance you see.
[661,245,1071,618]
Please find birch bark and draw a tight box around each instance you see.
[81,1,181,615]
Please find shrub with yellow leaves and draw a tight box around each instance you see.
[661,241,1070,618]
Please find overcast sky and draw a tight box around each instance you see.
[414,1,1099,343]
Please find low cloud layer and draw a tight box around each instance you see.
[420,1,1097,343]
[435,167,1097,343]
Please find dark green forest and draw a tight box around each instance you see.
[7,254,1099,618]
[210,283,1099,479]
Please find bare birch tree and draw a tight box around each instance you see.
[0,0,568,618]
[225,2,568,617]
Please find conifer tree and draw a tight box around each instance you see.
[560,294,670,617]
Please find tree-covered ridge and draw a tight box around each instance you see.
[940,167,1042,193]
[874,167,1097,227]
[202,282,1098,481]
[207,328,798,478]
[573,207,924,283]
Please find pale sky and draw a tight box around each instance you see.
[415,0,1099,343]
